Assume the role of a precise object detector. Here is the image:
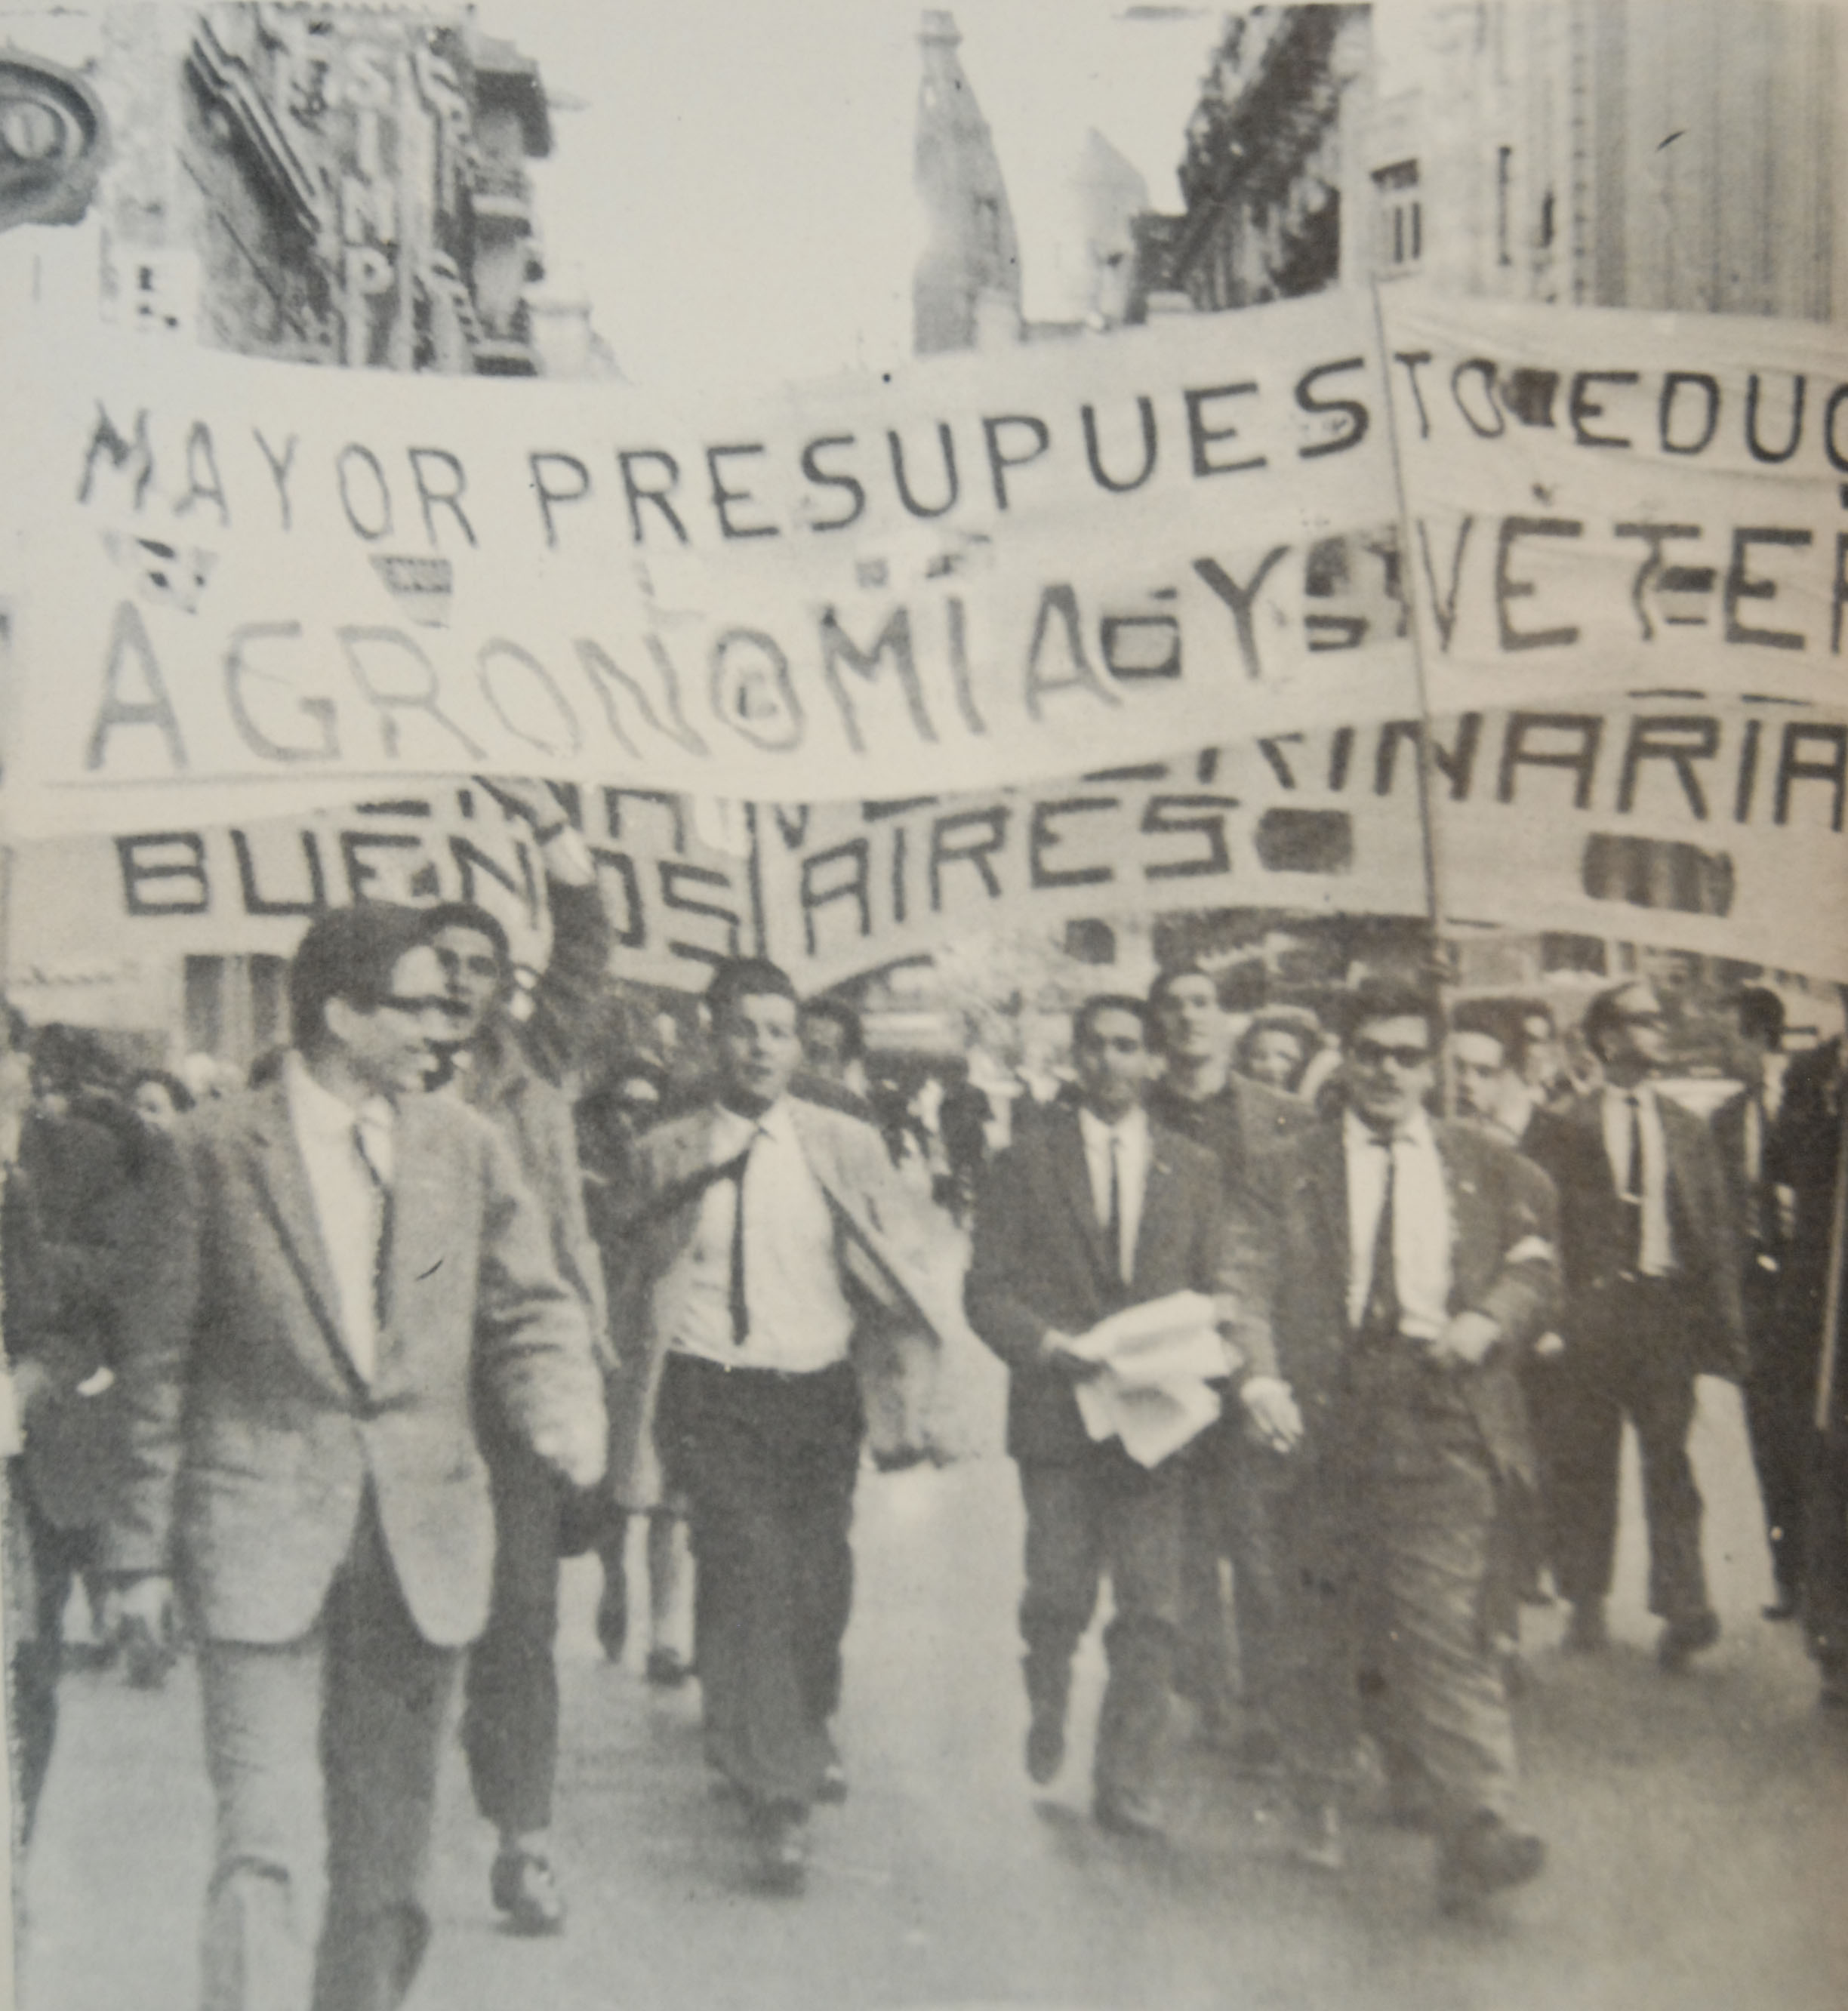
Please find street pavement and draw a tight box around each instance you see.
[17,1364,1848,2011]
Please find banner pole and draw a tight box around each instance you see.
[1368,282,1452,1095]
[1813,1070,1848,1432]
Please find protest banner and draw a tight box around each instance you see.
[1379,291,1848,721]
[2,780,749,1027]
[756,728,1430,990]
[758,697,1848,991]
[0,290,1410,835]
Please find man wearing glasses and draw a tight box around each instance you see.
[1524,981,1745,1671]
[1235,981,1559,1911]
[102,903,605,2011]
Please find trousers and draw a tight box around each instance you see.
[656,1353,863,1809]
[1805,1434,1848,1671]
[1017,1442,1184,1809]
[1274,1348,1518,1824]
[460,1434,564,1837]
[1533,1280,1710,1623]
[1175,1424,1285,1726]
[196,1489,459,2011]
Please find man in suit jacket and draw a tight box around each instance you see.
[608,956,956,1894]
[966,993,1293,1840]
[1523,981,1746,1673]
[1236,981,1558,1909]
[1712,987,1806,1621]
[103,904,605,2011]
[424,778,612,1937]
[1144,966,1310,1763]
[1764,1030,1848,1707]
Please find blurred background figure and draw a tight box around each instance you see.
[575,1055,695,1688]
[937,1058,993,1227]
[797,996,872,1113]
[1233,1008,1322,1098]
[127,1069,193,1135]
[1449,1000,1537,1144]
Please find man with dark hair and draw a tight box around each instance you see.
[428,780,613,1936]
[1524,981,1746,1669]
[798,993,865,1082]
[1144,965,1308,1763]
[967,990,1292,1840]
[1714,987,1806,1620]
[1449,1000,1532,1141]
[1237,979,1559,1909]
[1768,1012,1848,1707]
[102,901,605,2011]
[608,956,959,1892]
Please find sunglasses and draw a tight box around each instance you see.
[376,994,472,1024]
[1351,1038,1433,1070]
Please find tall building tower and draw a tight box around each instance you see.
[911,8,1022,353]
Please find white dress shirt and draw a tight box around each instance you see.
[285,1052,393,1383]
[660,1098,856,1374]
[1077,1104,1150,1286]
[1600,1079,1673,1277]
[1343,1107,1454,1339]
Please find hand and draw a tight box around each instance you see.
[104,1574,175,1648]
[1240,1375,1303,1453]
[531,1416,608,1491]
[1425,1310,1502,1369]
[474,775,564,830]
[1040,1330,1104,1381]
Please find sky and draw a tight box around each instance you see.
[470,2,1224,391]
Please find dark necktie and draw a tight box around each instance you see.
[1621,1093,1644,1264]
[1361,1137,1400,1338]
[726,1131,760,1346]
[353,1116,393,1333]
[1104,1134,1125,1287]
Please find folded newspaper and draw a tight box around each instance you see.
[1067,1291,1228,1469]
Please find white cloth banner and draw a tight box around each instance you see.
[1379,291,1848,719]
[0,294,1409,835]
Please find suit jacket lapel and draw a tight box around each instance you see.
[1130,1139,1178,1289]
[1050,1112,1116,1290]
[1304,1123,1350,1294]
[242,1082,366,1399]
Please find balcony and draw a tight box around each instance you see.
[470,159,534,233]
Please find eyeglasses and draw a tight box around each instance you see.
[437,950,501,981]
[1351,1038,1433,1071]
[376,994,471,1024]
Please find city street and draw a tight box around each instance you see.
[18,1365,1848,2011]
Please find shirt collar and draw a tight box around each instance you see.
[1344,1104,1435,1151]
[1078,1103,1148,1150]
[285,1049,393,1138]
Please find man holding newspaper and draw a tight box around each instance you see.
[965,993,1299,1842]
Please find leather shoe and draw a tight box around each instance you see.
[644,1646,694,1688]
[1761,1593,1800,1622]
[1025,1710,1065,1787]
[1563,1600,1608,1652]
[1657,1610,1720,1674]
[596,1570,628,1665]
[491,1846,567,1936]
[1092,1790,1166,1840]
[747,1802,809,1895]
[816,1759,849,1805]
[1286,1801,1345,1872]
[1435,1812,1545,1912]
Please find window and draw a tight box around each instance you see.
[1372,159,1421,273]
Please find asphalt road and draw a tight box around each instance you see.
[17,1369,1848,2011]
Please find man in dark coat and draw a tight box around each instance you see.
[1144,966,1309,1762]
[1765,1028,1848,1707]
[1523,981,1747,1672]
[966,992,1294,1840]
[429,779,613,1936]
[1236,981,1559,1910]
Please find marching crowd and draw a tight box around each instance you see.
[2,780,1844,2011]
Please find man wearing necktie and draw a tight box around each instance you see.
[1524,982,1746,1672]
[608,958,961,1893]
[100,904,605,2011]
[1233,981,1560,1911]
[1713,987,1805,1621]
[966,994,1287,1841]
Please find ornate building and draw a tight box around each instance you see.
[96,2,560,372]
[912,8,1022,353]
